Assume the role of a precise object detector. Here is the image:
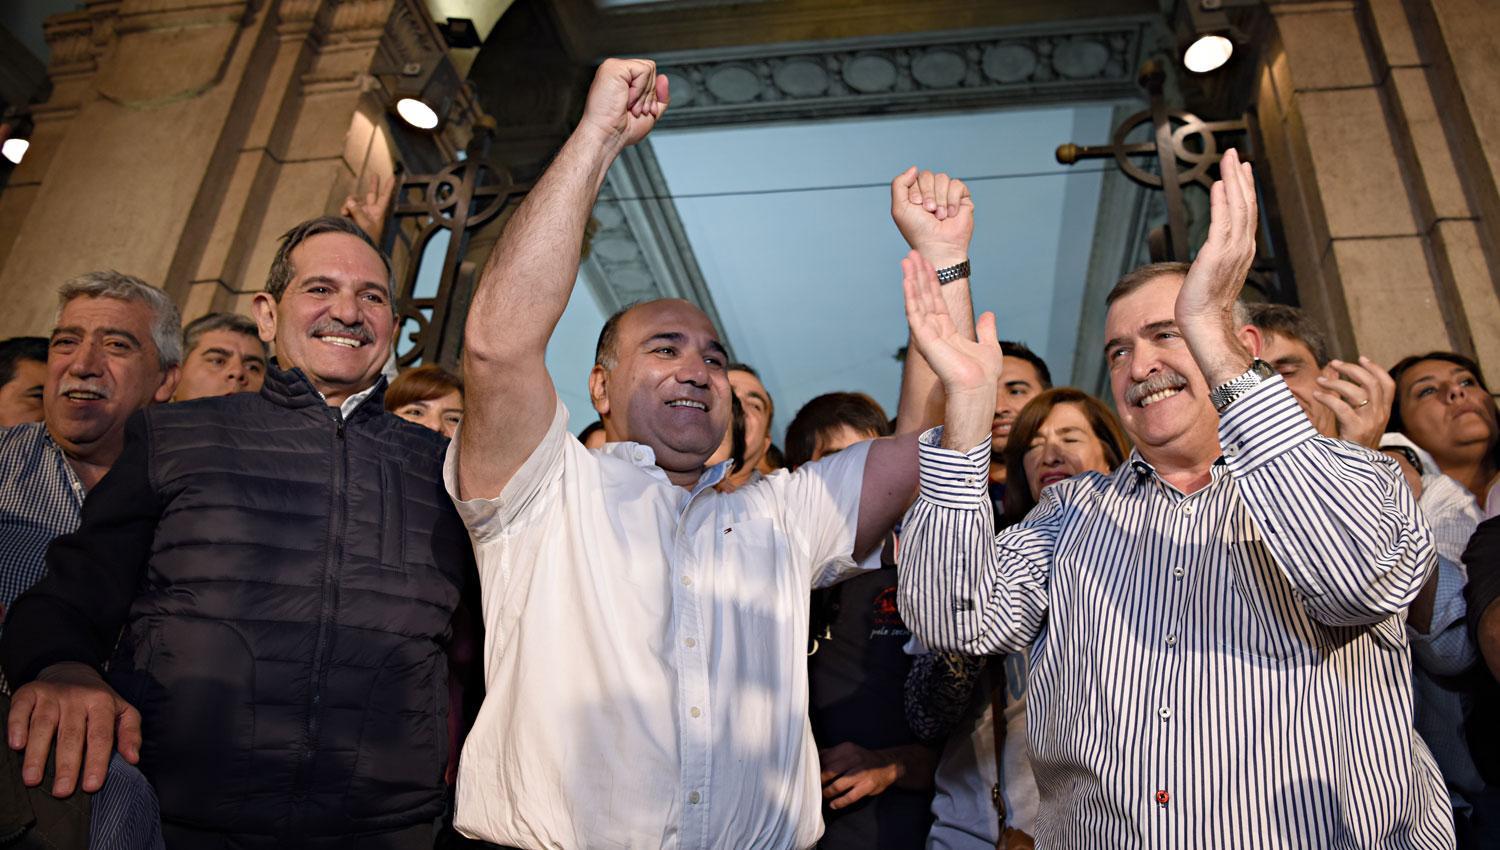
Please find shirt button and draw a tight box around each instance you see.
[684,638,697,648]
[1165,634,1178,647]
[1224,445,1239,458]
[690,706,701,718]
[1158,706,1172,720]
[1155,790,1170,806]
[681,575,693,586]
[1182,503,1195,516]
[688,791,701,804]
[1172,567,1184,579]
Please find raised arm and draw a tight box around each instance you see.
[896,244,1057,653]
[852,170,977,556]
[890,167,976,436]
[1179,150,1434,625]
[457,59,668,501]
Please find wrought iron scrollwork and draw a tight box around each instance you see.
[385,156,532,368]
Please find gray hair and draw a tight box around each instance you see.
[265,216,395,313]
[1107,260,1251,328]
[57,271,183,369]
[182,311,266,358]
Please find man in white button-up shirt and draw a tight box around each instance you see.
[446,59,985,849]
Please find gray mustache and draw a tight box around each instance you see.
[58,382,110,399]
[1125,371,1188,406]
[309,321,373,344]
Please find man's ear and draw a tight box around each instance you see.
[250,293,278,345]
[1238,323,1263,359]
[588,364,610,417]
[153,365,181,404]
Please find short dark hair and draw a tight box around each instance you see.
[1000,341,1052,389]
[578,420,605,443]
[0,336,47,389]
[784,392,891,470]
[182,312,266,359]
[1245,303,1330,367]
[728,361,774,426]
[595,301,644,369]
[1105,261,1191,307]
[266,216,394,310]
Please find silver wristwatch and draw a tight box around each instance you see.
[1210,359,1276,413]
[935,259,970,284]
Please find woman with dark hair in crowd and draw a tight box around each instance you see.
[1388,351,1500,516]
[1384,352,1500,846]
[386,364,464,439]
[1000,388,1131,528]
[911,388,1129,850]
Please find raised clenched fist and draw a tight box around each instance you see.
[890,166,974,269]
[580,58,670,153]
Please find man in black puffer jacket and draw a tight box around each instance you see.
[2,216,477,848]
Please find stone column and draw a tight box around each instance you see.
[1253,0,1500,378]
[0,0,475,337]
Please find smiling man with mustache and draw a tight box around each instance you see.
[3,216,478,848]
[899,149,1454,848]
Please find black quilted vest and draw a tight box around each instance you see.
[105,364,473,838]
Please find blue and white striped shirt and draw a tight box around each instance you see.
[899,376,1455,848]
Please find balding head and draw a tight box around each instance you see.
[587,298,732,483]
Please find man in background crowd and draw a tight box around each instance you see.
[0,272,181,624]
[171,312,267,401]
[986,342,1049,504]
[0,337,48,428]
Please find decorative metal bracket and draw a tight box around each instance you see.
[1056,60,1250,261]
[386,155,532,368]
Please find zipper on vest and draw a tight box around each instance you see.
[293,409,348,802]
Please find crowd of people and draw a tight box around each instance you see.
[0,57,1496,850]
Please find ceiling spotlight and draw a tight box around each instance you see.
[2,138,28,165]
[1184,34,1234,73]
[395,97,440,130]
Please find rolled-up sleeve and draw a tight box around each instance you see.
[1409,555,1478,676]
[444,398,568,544]
[897,427,1056,655]
[1219,376,1436,626]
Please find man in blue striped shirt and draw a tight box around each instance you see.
[897,149,1455,848]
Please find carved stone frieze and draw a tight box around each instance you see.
[653,20,1156,126]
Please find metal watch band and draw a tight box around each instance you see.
[1210,359,1275,413]
[935,259,970,284]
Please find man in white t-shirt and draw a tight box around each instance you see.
[447,58,986,849]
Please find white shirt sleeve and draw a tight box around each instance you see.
[444,398,571,543]
[770,439,871,588]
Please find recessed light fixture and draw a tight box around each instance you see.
[1183,34,1234,73]
[395,97,440,130]
[1,138,28,165]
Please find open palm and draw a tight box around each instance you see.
[902,250,1002,395]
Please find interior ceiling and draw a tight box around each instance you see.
[543,103,1117,441]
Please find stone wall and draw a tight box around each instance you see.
[1255,0,1500,376]
[0,0,469,338]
